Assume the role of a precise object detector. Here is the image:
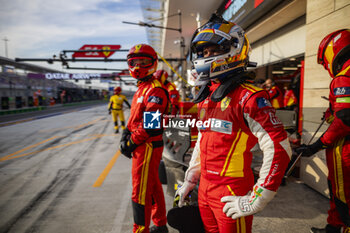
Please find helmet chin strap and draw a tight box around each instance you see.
[211,71,249,102]
[193,83,211,103]
[193,68,251,103]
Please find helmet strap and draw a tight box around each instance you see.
[211,71,255,102]
[193,83,211,104]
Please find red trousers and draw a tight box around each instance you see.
[326,138,350,230]
[198,175,254,233]
[131,142,167,233]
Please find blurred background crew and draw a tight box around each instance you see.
[154,70,180,115]
[264,78,284,109]
[108,86,130,133]
[33,89,41,106]
[120,44,169,233]
[295,29,350,233]
[283,84,297,110]
[60,90,66,104]
[176,14,291,233]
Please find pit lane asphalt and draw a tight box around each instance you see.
[0,101,107,127]
[0,103,330,232]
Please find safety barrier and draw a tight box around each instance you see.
[0,106,46,115]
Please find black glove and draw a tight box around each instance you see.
[121,128,131,142]
[294,139,327,157]
[108,109,111,115]
[120,138,137,159]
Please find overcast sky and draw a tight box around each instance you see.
[0,0,148,72]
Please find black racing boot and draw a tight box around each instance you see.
[310,224,341,233]
[115,129,119,134]
[150,225,168,233]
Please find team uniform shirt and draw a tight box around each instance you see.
[109,94,129,110]
[197,82,291,191]
[321,65,350,145]
[127,77,169,145]
[267,86,284,109]
[284,89,297,108]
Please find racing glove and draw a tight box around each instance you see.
[120,138,137,159]
[175,180,197,207]
[294,139,326,157]
[119,129,137,158]
[221,184,276,219]
[120,128,131,142]
[108,109,111,115]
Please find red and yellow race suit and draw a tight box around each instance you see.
[283,89,297,108]
[164,81,180,115]
[267,85,284,109]
[320,64,350,230]
[109,94,130,130]
[127,77,169,233]
[196,82,291,232]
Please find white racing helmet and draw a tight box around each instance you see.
[191,14,251,81]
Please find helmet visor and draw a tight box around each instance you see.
[127,56,154,68]
[191,31,232,59]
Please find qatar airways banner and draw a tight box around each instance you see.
[27,73,113,80]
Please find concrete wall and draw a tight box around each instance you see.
[304,0,350,108]
[300,0,350,197]
[250,25,306,67]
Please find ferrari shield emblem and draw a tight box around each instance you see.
[102,46,111,57]
[221,97,231,111]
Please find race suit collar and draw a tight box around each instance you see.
[210,71,254,102]
[137,75,153,86]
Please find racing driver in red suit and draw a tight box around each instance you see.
[120,44,169,233]
[176,14,292,233]
[296,29,350,233]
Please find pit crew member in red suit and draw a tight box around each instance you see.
[296,29,350,233]
[120,44,169,233]
[264,78,284,109]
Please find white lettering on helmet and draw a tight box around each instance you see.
[334,33,342,43]
[214,29,232,40]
